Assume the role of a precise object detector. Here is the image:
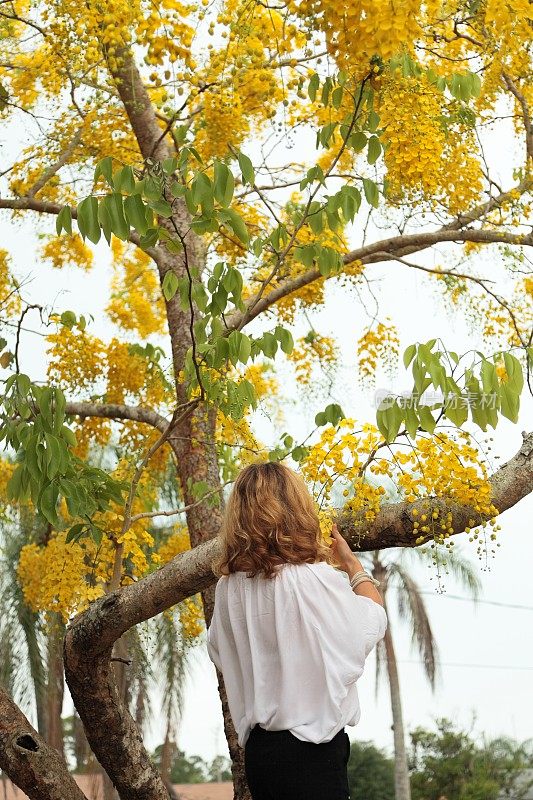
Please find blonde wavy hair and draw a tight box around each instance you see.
[213,462,334,579]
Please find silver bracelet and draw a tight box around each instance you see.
[349,570,381,589]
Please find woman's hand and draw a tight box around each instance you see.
[329,524,358,574]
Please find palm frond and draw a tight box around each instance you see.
[389,562,440,690]
[399,543,482,600]
[151,609,190,743]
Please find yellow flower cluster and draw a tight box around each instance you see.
[301,420,386,523]
[290,0,424,74]
[41,234,94,271]
[156,528,205,639]
[378,73,483,214]
[356,320,399,384]
[107,243,166,338]
[395,433,499,558]
[72,417,112,460]
[192,0,299,159]
[47,328,106,394]
[288,334,338,385]
[0,249,21,320]
[17,533,113,621]
[105,337,168,408]
[0,459,15,512]
[300,421,498,558]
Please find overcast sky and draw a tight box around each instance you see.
[0,79,532,765]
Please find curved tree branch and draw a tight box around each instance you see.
[65,401,170,433]
[229,225,533,330]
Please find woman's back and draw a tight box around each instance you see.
[207,559,387,748]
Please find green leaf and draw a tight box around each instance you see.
[66,523,86,544]
[61,425,77,446]
[418,405,436,434]
[139,228,160,248]
[97,197,113,244]
[162,270,179,301]
[124,194,150,235]
[348,131,367,152]
[444,395,468,427]
[275,326,294,355]
[308,73,320,102]
[44,433,61,479]
[237,151,255,185]
[499,383,520,423]
[60,310,77,329]
[191,172,213,206]
[6,465,24,501]
[148,198,174,218]
[220,209,249,244]
[385,402,403,442]
[214,161,235,207]
[403,343,417,368]
[77,196,101,244]
[376,407,389,440]
[362,178,379,208]
[39,481,59,526]
[367,110,380,132]
[404,404,419,438]
[367,135,382,165]
[503,352,524,394]
[113,165,136,193]
[261,332,278,358]
[332,86,344,110]
[16,374,31,396]
[56,206,73,236]
[94,157,114,188]
[103,193,129,240]
[325,403,344,425]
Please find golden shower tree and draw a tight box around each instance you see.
[0,0,532,797]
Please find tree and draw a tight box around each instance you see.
[151,743,208,784]
[206,755,232,783]
[0,0,532,798]
[409,718,533,800]
[368,545,481,800]
[347,740,395,800]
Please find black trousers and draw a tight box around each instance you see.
[244,723,351,800]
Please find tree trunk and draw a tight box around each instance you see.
[382,594,412,800]
[45,616,65,759]
[170,407,251,800]
[0,686,88,800]
[18,606,47,738]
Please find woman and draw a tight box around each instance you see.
[206,461,387,800]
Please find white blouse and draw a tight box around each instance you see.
[206,560,388,748]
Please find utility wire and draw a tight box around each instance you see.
[390,588,533,611]
[397,659,533,671]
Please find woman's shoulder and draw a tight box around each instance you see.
[281,560,347,585]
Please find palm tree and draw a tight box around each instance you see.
[364,545,482,800]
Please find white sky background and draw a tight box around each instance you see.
[0,60,532,765]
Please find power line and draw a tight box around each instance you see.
[397,659,533,671]
[390,588,533,611]
[419,591,533,611]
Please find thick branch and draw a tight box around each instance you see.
[65,401,169,433]
[230,226,533,330]
[0,197,163,263]
[67,431,533,653]
[0,687,88,800]
[339,431,533,549]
